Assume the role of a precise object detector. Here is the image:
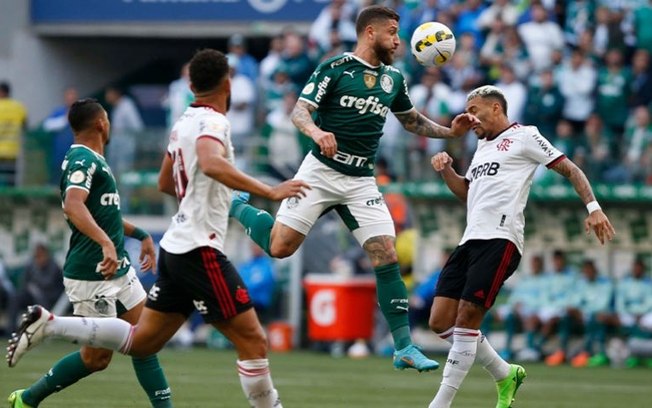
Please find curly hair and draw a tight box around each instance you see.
[189,49,229,94]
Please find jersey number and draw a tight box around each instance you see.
[171,149,189,200]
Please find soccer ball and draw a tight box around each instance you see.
[410,22,456,67]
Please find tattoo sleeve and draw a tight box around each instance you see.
[551,158,596,204]
[394,109,452,139]
[362,235,397,267]
[290,100,319,137]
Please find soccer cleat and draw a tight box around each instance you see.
[6,305,52,368]
[8,390,33,408]
[544,350,565,366]
[624,356,640,368]
[392,344,439,372]
[232,190,250,205]
[570,351,590,368]
[587,353,610,367]
[495,364,527,408]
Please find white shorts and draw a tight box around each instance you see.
[276,152,395,245]
[63,267,146,317]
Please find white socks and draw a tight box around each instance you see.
[46,315,133,353]
[429,328,479,408]
[477,333,510,381]
[237,359,282,408]
[436,327,510,381]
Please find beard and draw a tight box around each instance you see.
[373,42,394,65]
[473,126,487,140]
[226,94,231,112]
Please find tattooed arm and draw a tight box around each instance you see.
[551,157,616,244]
[291,100,337,157]
[290,100,320,138]
[551,158,596,205]
[394,109,480,139]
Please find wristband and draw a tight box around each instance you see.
[586,201,601,214]
[132,227,150,241]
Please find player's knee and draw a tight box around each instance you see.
[269,241,295,259]
[429,314,451,334]
[236,330,269,359]
[81,350,113,372]
[455,301,485,328]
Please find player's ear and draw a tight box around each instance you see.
[366,24,374,41]
[96,114,107,133]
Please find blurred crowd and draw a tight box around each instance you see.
[2,0,652,189]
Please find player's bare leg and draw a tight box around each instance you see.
[230,192,305,259]
[216,309,283,408]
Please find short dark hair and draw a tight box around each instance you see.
[189,49,229,94]
[0,81,10,96]
[68,98,105,133]
[355,6,400,35]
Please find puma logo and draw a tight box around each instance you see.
[343,70,355,78]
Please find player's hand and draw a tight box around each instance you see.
[99,242,119,279]
[584,210,616,245]
[450,113,480,137]
[139,235,157,274]
[269,180,311,201]
[431,152,454,172]
[311,129,337,158]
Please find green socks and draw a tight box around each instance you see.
[132,355,173,408]
[375,263,412,350]
[22,351,92,406]
[229,201,274,256]
[21,352,172,408]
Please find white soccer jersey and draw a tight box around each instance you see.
[460,124,564,254]
[160,104,235,254]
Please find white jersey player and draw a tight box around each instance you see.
[160,104,234,253]
[461,123,564,254]
[426,85,615,408]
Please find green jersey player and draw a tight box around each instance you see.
[8,99,172,408]
[230,5,478,372]
[60,141,129,281]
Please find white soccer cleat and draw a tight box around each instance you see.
[6,305,52,368]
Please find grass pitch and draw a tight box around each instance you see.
[1,342,651,407]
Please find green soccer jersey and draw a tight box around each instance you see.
[299,53,414,176]
[60,144,130,281]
